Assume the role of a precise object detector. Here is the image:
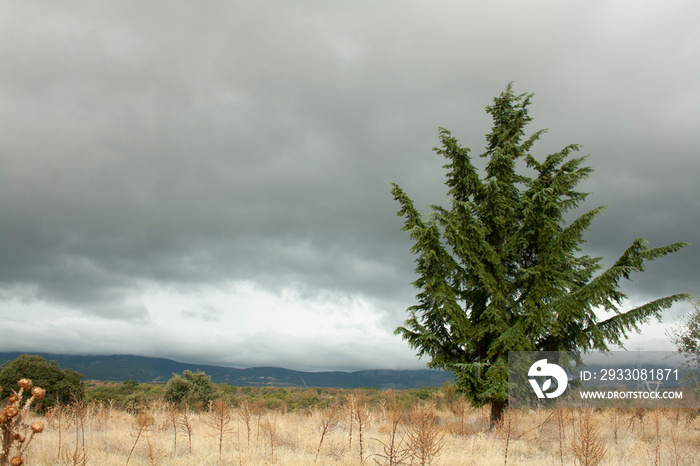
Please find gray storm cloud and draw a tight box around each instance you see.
[1,1,697,370]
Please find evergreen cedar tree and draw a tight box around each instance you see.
[391,84,689,427]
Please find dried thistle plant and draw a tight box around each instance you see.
[315,402,340,461]
[448,395,473,436]
[371,399,410,466]
[626,408,646,435]
[1,378,47,466]
[498,410,516,466]
[46,402,69,460]
[204,398,235,463]
[237,400,254,447]
[572,409,606,466]
[651,409,661,466]
[141,433,166,466]
[164,402,180,455]
[260,413,278,459]
[126,411,155,465]
[346,393,358,450]
[554,407,568,466]
[405,403,444,466]
[60,398,88,466]
[176,407,197,454]
[354,395,371,463]
[609,407,621,443]
[60,443,88,466]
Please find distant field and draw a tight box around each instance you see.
[14,389,700,465]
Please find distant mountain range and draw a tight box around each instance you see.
[0,352,453,389]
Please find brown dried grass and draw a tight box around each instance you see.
[12,396,700,465]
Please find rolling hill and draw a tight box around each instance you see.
[0,352,453,389]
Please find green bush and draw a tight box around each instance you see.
[164,370,214,408]
[0,354,84,412]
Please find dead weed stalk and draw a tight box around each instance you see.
[571,409,606,466]
[404,403,444,466]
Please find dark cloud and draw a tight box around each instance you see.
[1,1,697,370]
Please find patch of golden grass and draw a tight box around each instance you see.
[17,399,700,465]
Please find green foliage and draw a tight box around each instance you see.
[391,84,689,424]
[164,370,215,408]
[85,380,164,412]
[669,297,700,390]
[0,354,84,411]
[82,382,451,413]
[670,297,700,361]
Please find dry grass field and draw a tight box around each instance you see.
[8,396,700,465]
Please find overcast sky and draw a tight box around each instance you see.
[1,1,698,372]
